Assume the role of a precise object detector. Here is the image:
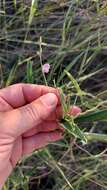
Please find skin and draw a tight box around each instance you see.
[0,84,81,189]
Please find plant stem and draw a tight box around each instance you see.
[85,132,107,143]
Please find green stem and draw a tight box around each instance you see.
[85,132,107,143]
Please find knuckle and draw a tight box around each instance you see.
[24,104,42,124]
[0,112,16,140]
[39,100,51,119]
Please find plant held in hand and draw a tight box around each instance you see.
[59,70,107,144]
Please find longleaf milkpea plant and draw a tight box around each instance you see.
[59,70,107,144]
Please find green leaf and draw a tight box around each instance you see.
[57,52,84,84]
[61,119,87,143]
[75,109,107,123]
[64,70,84,103]
[58,88,68,117]
[28,0,38,25]
[5,64,18,86]
[85,132,107,143]
[27,61,34,83]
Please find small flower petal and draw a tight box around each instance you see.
[42,64,50,73]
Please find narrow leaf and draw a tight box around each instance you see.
[85,132,107,143]
[61,119,87,143]
[27,61,34,83]
[58,88,68,117]
[64,70,84,103]
[6,64,18,86]
[75,109,107,123]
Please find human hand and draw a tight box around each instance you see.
[0,84,81,189]
[0,84,64,189]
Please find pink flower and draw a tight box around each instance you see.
[42,64,50,74]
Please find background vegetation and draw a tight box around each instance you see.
[1,0,107,189]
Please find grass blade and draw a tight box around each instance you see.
[5,64,18,86]
[57,52,84,84]
[85,132,107,143]
[75,109,107,123]
[64,70,84,95]
[58,88,68,117]
[61,118,87,143]
[27,61,34,83]
[28,0,38,25]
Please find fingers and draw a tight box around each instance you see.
[22,105,81,138]
[10,136,22,168]
[0,84,60,108]
[22,131,62,156]
[23,121,63,137]
[47,105,62,120]
[0,97,12,112]
[3,93,58,137]
[0,163,12,190]
[69,106,82,116]
[0,83,81,118]
[44,105,81,120]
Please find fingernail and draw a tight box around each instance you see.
[41,93,58,107]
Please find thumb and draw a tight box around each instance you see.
[3,93,58,138]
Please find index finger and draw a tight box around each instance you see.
[0,83,60,108]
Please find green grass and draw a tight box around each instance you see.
[1,0,107,189]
